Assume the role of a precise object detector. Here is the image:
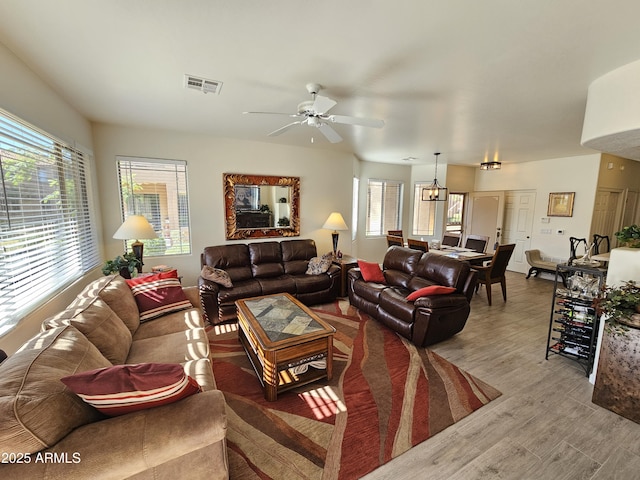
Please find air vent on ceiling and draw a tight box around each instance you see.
[184,74,222,94]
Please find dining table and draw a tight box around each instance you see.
[429,246,494,266]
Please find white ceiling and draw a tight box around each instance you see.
[2,0,640,166]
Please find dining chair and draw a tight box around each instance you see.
[387,230,403,237]
[569,237,588,265]
[474,243,516,306]
[592,234,610,255]
[464,234,490,253]
[442,233,461,247]
[406,238,429,252]
[386,235,404,248]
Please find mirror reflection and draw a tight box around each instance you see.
[223,173,300,239]
[234,185,292,229]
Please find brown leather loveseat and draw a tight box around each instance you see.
[199,239,340,324]
[348,246,477,346]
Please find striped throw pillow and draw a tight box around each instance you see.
[61,363,201,416]
[126,270,192,322]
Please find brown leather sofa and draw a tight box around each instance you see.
[199,239,340,324]
[348,246,477,346]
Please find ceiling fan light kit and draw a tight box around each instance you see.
[422,152,448,202]
[244,83,384,144]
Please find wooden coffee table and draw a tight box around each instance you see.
[236,293,335,401]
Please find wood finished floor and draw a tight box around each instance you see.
[362,271,640,480]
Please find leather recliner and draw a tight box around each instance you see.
[199,239,340,324]
[348,246,477,346]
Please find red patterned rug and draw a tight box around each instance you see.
[208,299,500,479]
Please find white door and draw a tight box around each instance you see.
[503,190,536,274]
[466,191,505,251]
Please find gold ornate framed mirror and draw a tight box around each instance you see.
[223,173,300,240]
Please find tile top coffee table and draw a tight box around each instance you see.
[235,293,336,401]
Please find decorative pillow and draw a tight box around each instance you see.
[200,265,233,288]
[406,285,456,301]
[43,297,132,365]
[60,363,202,417]
[305,254,332,275]
[358,260,386,283]
[126,271,192,322]
[0,326,110,454]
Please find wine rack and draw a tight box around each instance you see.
[545,264,606,376]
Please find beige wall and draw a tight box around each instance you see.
[473,154,601,261]
[597,153,640,191]
[355,159,413,262]
[92,124,356,286]
[0,42,101,353]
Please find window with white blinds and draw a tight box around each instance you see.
[412,182,436,236]
[116,157,191,257]
[365,179,403,236]
[0,109,99,335]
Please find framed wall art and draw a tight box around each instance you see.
[547,192,575,217]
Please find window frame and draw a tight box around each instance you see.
[0,108,99,336]
[446,192,466,234]
[412,182,437,236]
[116,156,192,257]
[365,179,403,237]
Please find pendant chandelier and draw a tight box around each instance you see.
[422,152,448,201]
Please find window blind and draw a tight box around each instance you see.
[0,109,99,335]
[116,157,191,256]
[366,179,403,236]
[413,182,436,236]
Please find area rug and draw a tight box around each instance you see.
[208,299,500,480]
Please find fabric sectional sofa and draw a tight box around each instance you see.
[198,239,340,324]
[0,273,228,480]
[348,246,478,346]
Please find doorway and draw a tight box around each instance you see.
[466,191,504,250]
[590,188,624,247]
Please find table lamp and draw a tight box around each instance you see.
[113,215,158,268]
[322,212,348,257]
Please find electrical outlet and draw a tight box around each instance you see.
[540,228,552,234]
[556,229,565,235]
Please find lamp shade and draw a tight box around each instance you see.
[113,215,157,240]
[322,212,348,231]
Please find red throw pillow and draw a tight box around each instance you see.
[358,260,385,283]
[61,363,201,416]
[126,270,192,322]
[406,285,456,301]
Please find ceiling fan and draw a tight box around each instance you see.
[243,83,384,143]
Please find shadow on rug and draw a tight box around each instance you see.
[208,299,500,480]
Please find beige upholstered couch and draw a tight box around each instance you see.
[0,275,228,480]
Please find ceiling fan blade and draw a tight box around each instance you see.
[328,114,385,128]
[312,95,337,114]
[244,111,301,118]
[268,121,304,137]
[318,123,343,143]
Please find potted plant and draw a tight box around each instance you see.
[102,252,142,279]
[615,224,640,248]
[598,280,640,331]
[277,216,290,227]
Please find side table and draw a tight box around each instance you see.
[332,255,359,297]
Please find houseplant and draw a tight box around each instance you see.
[102,252,142,279]
[615,224,640,248]
[599,280,640,330]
